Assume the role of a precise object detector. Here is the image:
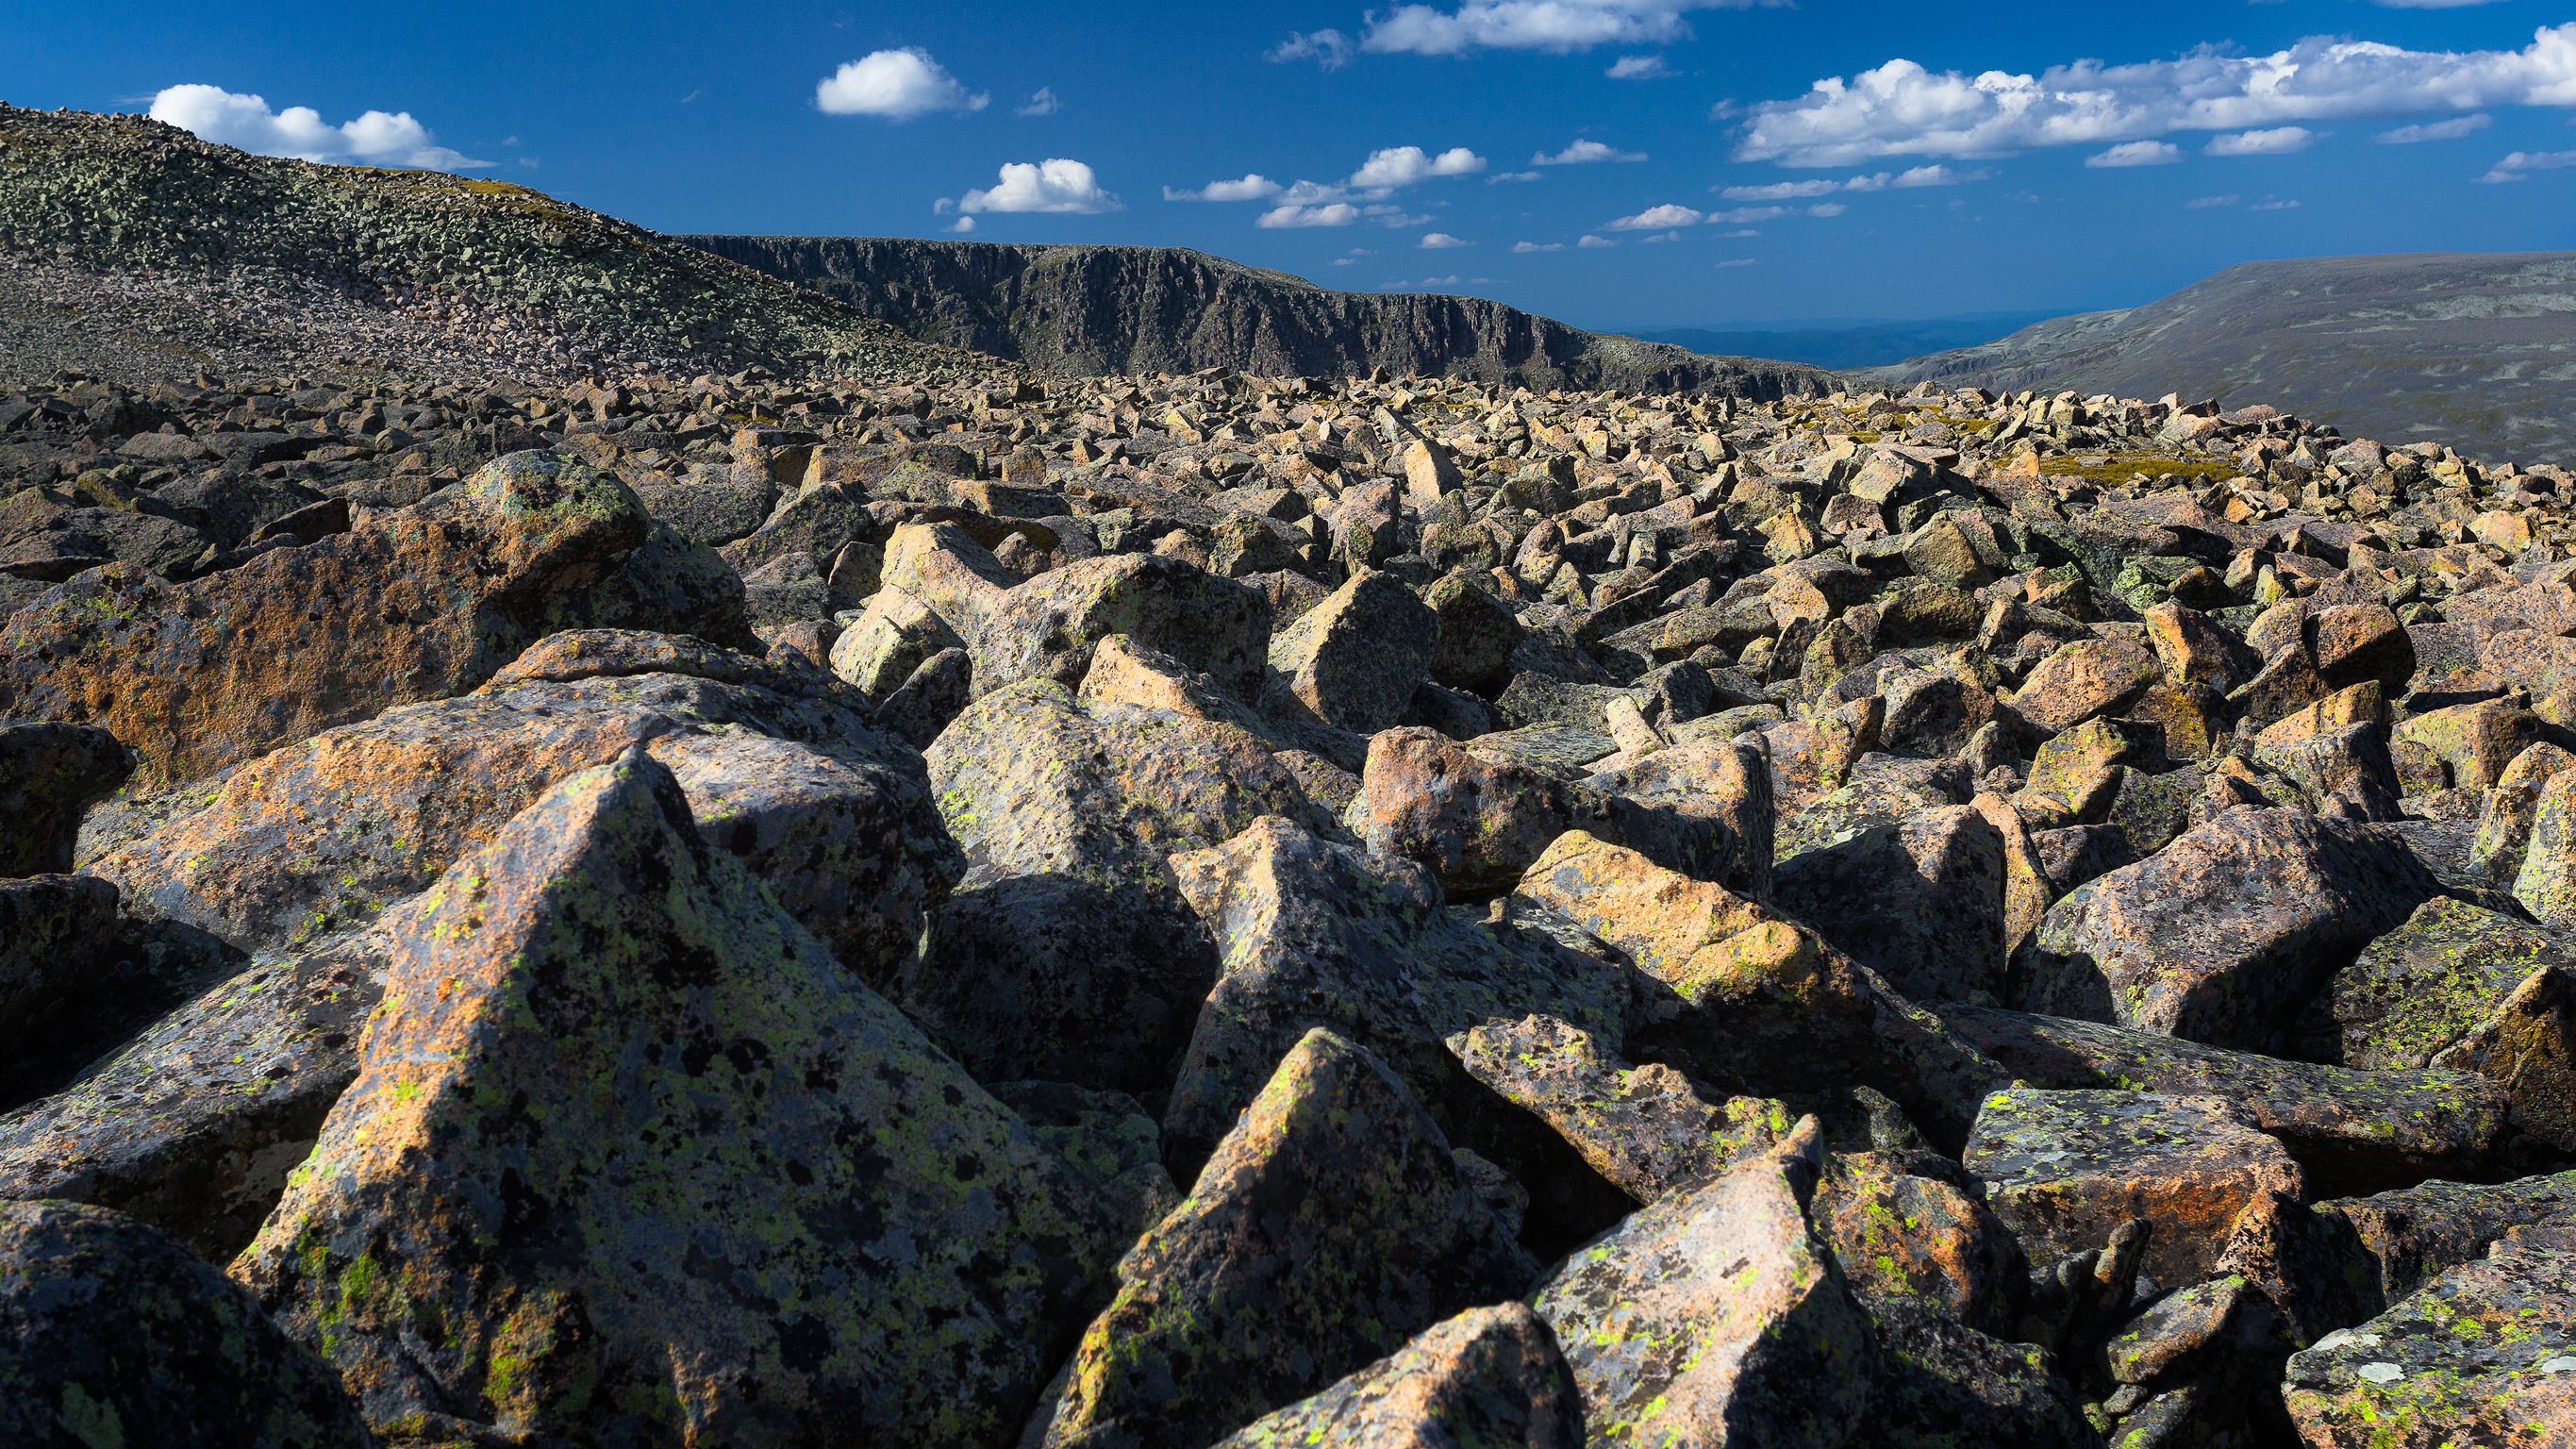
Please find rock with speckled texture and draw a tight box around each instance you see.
[1209,1303,1584,1449]
[1264,569,1438,734]
[236,748,1121,1448]
[2282,1241,2576,1448]
[0,1198,372,1449]
[1531,1134,1874,1449]
[0,722,129,876]
[1036,1027,1537,1449]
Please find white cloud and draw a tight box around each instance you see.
[1609,202,1703,228]
[148,84,490,169]
[1715,257,1760,267]
[1351,144,1488,189]
[2207,125,2315,156]
[1535,139,1647,164]
[2479,147,2576,181]
[1710,226,1760,236]
[1736,24,2576,166]
[1512,240,1565,251]
[1639,229,1685,242]
[1807,201,1847,216]
[1717,163,1971,200]
[2379,113,2491,142]
[949,216,978,233]
[1017,87,1062,117]
[1488,170,1543,182]
[1259,202,1362,226]
[2185,193,2241,208]
[1370,207,1437,226]
[1578,233,1619,247]
[1707,205,1785,223]
[1271,29,1354,69]
[817,48,989,119]
[1363,0,1765,57]
[1607,54,1673,79]
[1421,231,1472,247]
[1165,174,1286,202]
[958,158,1122,213]
[2088,140,2185,167]
[2251,197,2302,208]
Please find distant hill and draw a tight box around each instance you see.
[678,235,1836,400]
[1630,312,2065,371]
[1875,253,2576,463]
[0,104,974,386]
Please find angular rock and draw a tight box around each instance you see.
[1531,1138,1874,1449]
[1965,1089,2305,1289]
[0,722,129,876]
[1265,569,1438,732]
[237,749,1118,1446]
[1037,1028,1537,1449]
[2283,1242,2576,1448]
[1209,1303,1584,1449]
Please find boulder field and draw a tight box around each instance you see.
[0,361,2571,1447]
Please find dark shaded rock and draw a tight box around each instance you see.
[1209,1303,1584,1449]
[2283,1241,2576,1448]
[1265,569,1438,733]
[0,722,129,875]
[1774,804,2010,1004]
[0,1199,371,1449]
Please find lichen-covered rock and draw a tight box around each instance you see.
[0,934,379,1259]
[1448,1012,1786,1204]
[1965,1089,2304,1289]
[1037,1028,1537,1449]
[1210,1303,1584,1449]
[1264,569,1438,733]
[1531,1136,1874,1448]
[2009,636,2157,734]
[2282,1242,2576,1448]
[2019,807,2440,1052]
[905,676,1330,1095]
[1812,1150,2019,1330]
[1944,1004,2510,1195]
[1514,830,2004,1144]
[2318,1170,2576,1303]
[1858,1299,2098,1449]
[2328,897,2571,1070]
[0,1199,371,1449]
[979,549,1273,699]
[1773,803,2010,1004]
[1165,816,1629,1156]
[0,452,747,786]
[236,749,1119,1447]
[95,651,956,974]
[0,722,129,876]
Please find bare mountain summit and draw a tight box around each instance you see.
[1879,252,2576,463]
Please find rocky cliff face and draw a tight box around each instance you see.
[682,235,1836,400]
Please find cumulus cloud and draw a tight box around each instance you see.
[1270,29,1354,69]
[1259,202,1362,227]
[2379,113,2492,142]
[1351,144,1488,188]
[1717,163,1972,200]
[1535,139,1647,164]
[1578,233,1619,247]
[2207,125,2315,155]
[817,48,989,119]
[958,158,1122,213]
[1512,240,1565,251]
[148,84,490,169]
[1017,87,1061,117]
[1607,55,1673,79]
[1806,201,1847,216]
[1421,232,1472,247]
[1708,205,1785,223]
[1736,24,2576,167]
[1608,202,1703,228]
[1165,174,1286,202]
[1363,0,1765,57]
[2088,140,2185,167]
[2479,147,2576,181]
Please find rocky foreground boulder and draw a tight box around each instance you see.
[2,360,2574,1447]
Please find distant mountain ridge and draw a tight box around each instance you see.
[1876,252,2576,463]
[1629,312,2066,371]
[677,235,1836,400]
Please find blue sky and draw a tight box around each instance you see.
[9,1,2576,331]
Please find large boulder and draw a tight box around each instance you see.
[0,453,746,785]
[235,750,1119,1447]
[2019,807,2441,1052]
[1036,1028,1537,1449]
[1264,569,1438,733]
[0,1199,370,1449]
